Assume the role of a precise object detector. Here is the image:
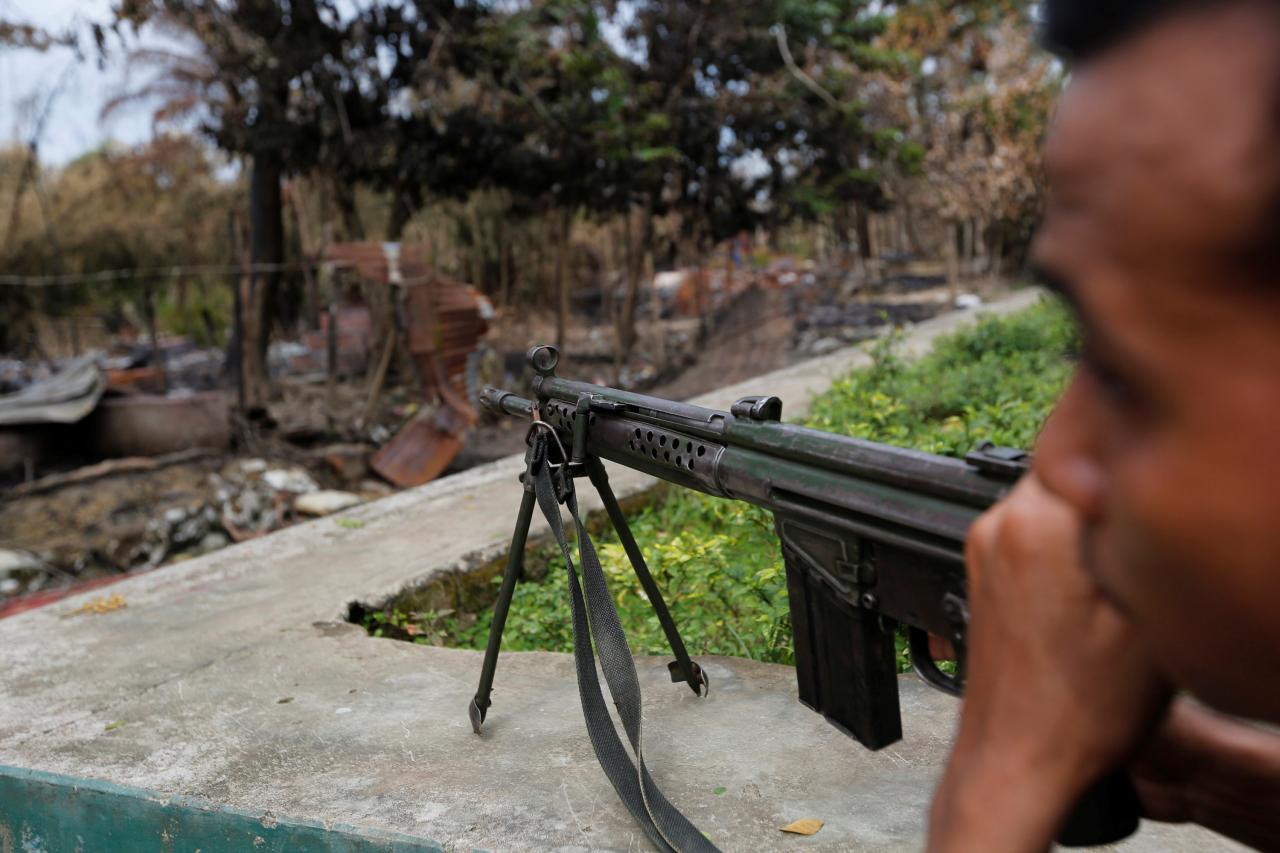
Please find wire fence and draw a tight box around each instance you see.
[0,262,311,288]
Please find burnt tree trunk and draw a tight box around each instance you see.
[555,207,572,351]
[332,174,366,241]
[613,207,644,383]
[289,181,321,330]
[853,202,873,268]
[497,217,511,308]
[244,151,284,411]
[901,202,925,257]
[386,182,414,242]
[944,220,961,307]
[141,283,167,395]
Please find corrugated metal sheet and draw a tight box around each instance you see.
[0,356,105,427]
[322,243,491,488]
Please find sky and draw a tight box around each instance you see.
[1,0,176,165]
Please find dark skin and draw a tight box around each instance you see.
[928,3,1280,850]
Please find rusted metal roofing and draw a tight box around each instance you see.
[322,243,492,488]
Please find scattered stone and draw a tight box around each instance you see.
[358,479,394,498]
[263,468,319,494]
[294,490,363,517]
[167,504,215,550]
[839,327,877,344]
[955,293,983,309]
[808,337,843,357]
[196,532,231,554]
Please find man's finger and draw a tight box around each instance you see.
[929,634,957,662]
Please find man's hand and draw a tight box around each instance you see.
[928,475,1172,852]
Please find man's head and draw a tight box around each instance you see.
[1031,0,1280,720]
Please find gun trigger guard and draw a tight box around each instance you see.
[907,627,962,697]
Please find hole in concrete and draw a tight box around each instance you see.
[348,484,669,647]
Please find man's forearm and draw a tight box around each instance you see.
[929,771,1064,852]
[928,732,1088,853]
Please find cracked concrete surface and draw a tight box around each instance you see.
[0,290,1244,851]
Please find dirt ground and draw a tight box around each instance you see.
[450,286,798,470]
[645,287,798,401]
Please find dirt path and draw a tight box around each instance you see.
[647,287,797,401]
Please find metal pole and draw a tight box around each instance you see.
[469,482,537,734]
[586,456,705,695]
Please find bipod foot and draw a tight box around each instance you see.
[468,697,488,734]
[667,660,709,697]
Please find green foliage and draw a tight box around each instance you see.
[154,280,234,347]
[427,493,791,663]
[806,297,1076,456]
[0,138,240,354]
[371,298,1077,672]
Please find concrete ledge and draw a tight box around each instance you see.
[1,764,443,852]
[0,290,1242,851]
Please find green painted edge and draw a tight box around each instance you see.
[0,764,465,853]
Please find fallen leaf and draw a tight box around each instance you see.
[404,624,422,636]
[713,786,727,796]
[62,593,127,618]
[104,720,125,732]
[335,518,365,530]
[780,819,824,836]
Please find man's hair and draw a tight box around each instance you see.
[1041,0,1200,59]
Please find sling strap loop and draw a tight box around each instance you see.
[530,436,719,853]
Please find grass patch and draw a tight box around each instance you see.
[363,297,1076,671]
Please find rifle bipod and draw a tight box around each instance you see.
[468,422,707,737]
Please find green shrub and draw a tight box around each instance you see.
[806,296,1075,455]
[377,296,1077,670]
[438,494,790,663]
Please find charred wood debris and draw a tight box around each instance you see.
[1,250,989,612]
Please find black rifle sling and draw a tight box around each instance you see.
[530,438,719,853]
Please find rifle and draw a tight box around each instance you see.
[469,344,1139,851]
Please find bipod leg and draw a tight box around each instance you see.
[585,455,708,697]
[469,482,537,734]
